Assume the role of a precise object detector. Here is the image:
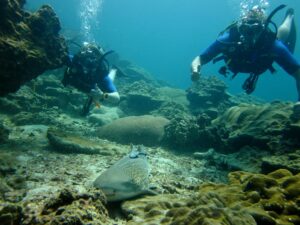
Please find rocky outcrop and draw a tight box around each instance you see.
[262,150,300,174]
[0,0,68,96]
[119,80,190,118]
[163,113,217,150]
[119,80,165,115]
[164,101,300,153]
[0,73,88,120]
[0,188,110,225]
[186,76,232,114]
[210,101,300,152]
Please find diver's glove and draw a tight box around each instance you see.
[191,56,201,82]
[90,85,108,102]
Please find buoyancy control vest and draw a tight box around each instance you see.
[213,4,287,94]
[62,44,114,93]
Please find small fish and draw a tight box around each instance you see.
[93,99,101,108]
[93,145,155,202]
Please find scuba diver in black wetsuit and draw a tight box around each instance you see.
[191,5,300,102]
[62,42,120,116]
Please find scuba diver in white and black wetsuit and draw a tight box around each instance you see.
[191,5,300,102]
[62,42,120,116]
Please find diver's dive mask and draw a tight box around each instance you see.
[79,44,103,74]
[238,19,265,47]
[238,6,266,47]
[239,20,264,36]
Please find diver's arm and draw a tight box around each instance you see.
[90,72,120,106]
[190,38,225,82]
[90,86,120,106]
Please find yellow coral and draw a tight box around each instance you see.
[122,169,300,225]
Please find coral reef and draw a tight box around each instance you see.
[163,113,216,150]
[96,115,170,146]
[0,188,111,225]
[0,122,9,143]
[1,16,300,223]
[0,73,92,130]
[210,101,300,152]
[122,169,300,225]
[162,100,300,155]
[186,76,232,114]
[194,147,270,174]
[0,0,68,96]
[119,80,190,118]
[262,149,300,174]
[120,80,164,115]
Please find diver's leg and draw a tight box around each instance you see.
[291,68,300,102]
[277,8,296,53]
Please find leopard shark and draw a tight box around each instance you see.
[93,145,156,202]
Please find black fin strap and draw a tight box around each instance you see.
[242,73,259,94]
[265,4,287,27]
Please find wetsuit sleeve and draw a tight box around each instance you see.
[273,40,300,75]
[200,33,229,65]
[98,75,117,93]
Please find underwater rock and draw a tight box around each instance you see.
[96,115,170,146]
[47,128,113,155]
[120,81,164,115]
[88,106,122,126]
[163,113,215,150]
[116,63,163,87]
[193,148,215,160]
[120,80,190,117]
[186,76,231,114]
[0,203,23,225]
[0,153,17,176]
[0,0,68,96]
[209,101,300,152]
[122,169,300,225]
[262,150,300,174]
[0,122,10,143]
[291,102,300,121]
[22,188,110,225]
[204,147,269,174]
[0,72,87,116]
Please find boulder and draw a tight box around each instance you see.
[0,0,68,96]
[96,115,170,146]
[186,76,231,114]
[262,150,300,174]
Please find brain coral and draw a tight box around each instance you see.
[121,169,300,225]
[96,115,170,146]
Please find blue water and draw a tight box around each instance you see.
[25,0,300,102]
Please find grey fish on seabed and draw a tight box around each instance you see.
[93,145,156,202]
